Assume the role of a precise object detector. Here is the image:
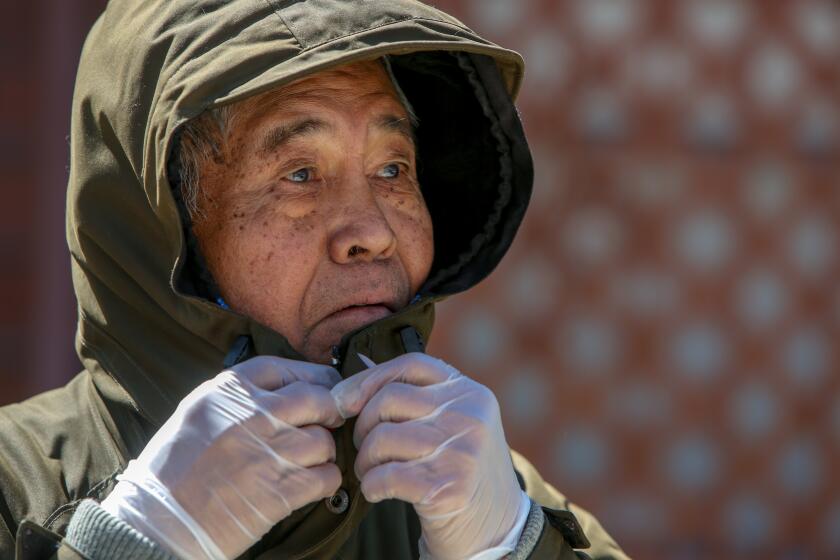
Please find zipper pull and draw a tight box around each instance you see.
[330,345,341,367]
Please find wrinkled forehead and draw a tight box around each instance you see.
[237,58,417,130]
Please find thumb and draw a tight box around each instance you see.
[330,354,377,419]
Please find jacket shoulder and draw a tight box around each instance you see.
[511,449,630,560]
[0,372,125,552]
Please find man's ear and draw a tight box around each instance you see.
[167,128,225,305]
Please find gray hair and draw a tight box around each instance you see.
[177,57,417,222]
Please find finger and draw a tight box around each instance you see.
[353,382,443,448]
[275,462,343,513]
[269,425,336,468]
[331,353,460,419]
[360,459,460,507]
[234,356,342,391]
[307,462,343,501]
[354,421,444,479]
[260,382,345,428]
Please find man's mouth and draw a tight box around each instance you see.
[323,303,394,325]
[310,286,405,335]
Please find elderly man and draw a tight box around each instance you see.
[0,1,628,559]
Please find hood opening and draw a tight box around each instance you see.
[389,51,528,296]
[167,50,531,308]
[167,129,224,304]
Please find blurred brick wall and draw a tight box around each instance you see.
[426,1,840,559]
[1,1,838,559]
[0,2,105,404]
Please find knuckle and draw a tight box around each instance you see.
[284,381,322,408]
[448,442,479,471]
[376,462,399,491]
[305,423,332,442]
[296,387,320,410]
[226,357,265,381]
[316,464,342,496]
[290,426,334,465]
[261,391,289,420]
[281,380,307,397]
[311,428,336,459]
[416,353,439,372]
[400,351,424,364]
[240,355,272,370]
[395,352,425,372]
[368,421,397,447]
[378,382,407,405]
[362,422,394,464]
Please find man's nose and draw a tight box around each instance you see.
[328,183,397,264]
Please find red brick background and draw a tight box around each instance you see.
[2,2,839,559]
[0,2,104,404]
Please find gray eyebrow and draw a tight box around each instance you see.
[371,114,416,145]
[259,118,331,154]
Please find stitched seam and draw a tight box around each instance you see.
[268,9,471,52]
[43,502,80,532]
[264,0,304,50]
[43,469,124,531]
[303,17,471,51]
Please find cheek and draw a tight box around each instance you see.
[198,210,323,338]
[263,184,322,220]
[387,198,434,291]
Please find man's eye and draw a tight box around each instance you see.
[376,163,401,179]
[287,168,312,182]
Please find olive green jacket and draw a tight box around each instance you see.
[0,0,628,558]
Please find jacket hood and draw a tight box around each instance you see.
[68,0,533,431]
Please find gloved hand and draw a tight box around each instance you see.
[331,353,530,560]
[100,356,345,560]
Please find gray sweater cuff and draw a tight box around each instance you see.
[508,498,545,560]
[65,497,545,560]
[65,499,177,560]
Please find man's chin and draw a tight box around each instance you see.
[303,304,394,364]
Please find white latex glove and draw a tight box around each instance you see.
[101,356,345,560]
[331,353,529,560]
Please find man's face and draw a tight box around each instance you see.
[193,60,434,363]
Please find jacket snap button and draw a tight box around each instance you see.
[325,488,350,514]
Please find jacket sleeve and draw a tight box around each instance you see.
[510,450,630,560]
[13,500,175,560]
